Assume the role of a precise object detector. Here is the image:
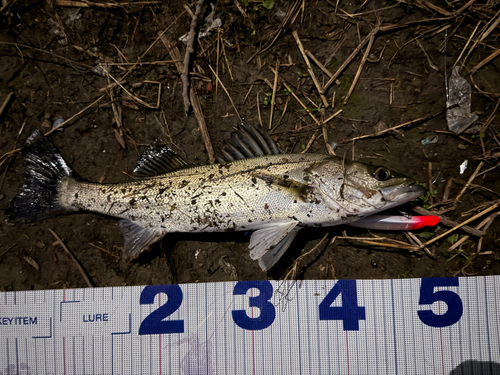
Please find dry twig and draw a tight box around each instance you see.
[46,95,105,135]
[1,94,107,165]
[470,47,500,75]
[446,213,496,254]
[343,30,376,105]
[0,92,14,119]
[423,202,500,248]
[54,0,160,7]
[190,86,215,163]
[182,0,206,114]
[49,229,94,288]
[292,31,328,107]
[454,161,485,204]
[412,205,485,237]
[281,233,329,281]
[208,65,241,122]
[269,59,280,129]
[345,110,443,143]
[281,81,321,126]
[323,27,378,93]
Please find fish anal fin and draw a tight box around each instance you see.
[119,219,164,259]
[133,145,195,178]
[249,220,299,265]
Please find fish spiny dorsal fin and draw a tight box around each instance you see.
[133,145,196,178]
[216,120,283,163]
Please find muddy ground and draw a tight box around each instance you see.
[0,0,499,291]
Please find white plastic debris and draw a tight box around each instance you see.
[446,66,478,134]
[460,160,468,174]
[52,117,64,132]
[275,9,286,17]
[92,63,109,77]
[179,4,222,44]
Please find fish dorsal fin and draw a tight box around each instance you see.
[133,145,195,178]
[248,220,299,270]
[216,121,282,163]
[119,219,164,259]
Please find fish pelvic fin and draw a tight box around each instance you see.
[258,230,299,271]
[7,130,78,224]
[119,219,164,259]
[249,220,300,271]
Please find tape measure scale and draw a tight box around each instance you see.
[0,277,498,374]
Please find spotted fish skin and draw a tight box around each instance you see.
[7,130,425,270]
[63,154,345,232]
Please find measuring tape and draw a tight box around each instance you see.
[0,276,498,374]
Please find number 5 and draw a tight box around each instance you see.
[418,278,463,328]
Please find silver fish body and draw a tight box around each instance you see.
[63,154,418,231]
[8,130,425,270]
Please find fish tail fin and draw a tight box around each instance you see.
[7,130,78,224]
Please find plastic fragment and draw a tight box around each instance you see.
[275,9,286,17]
[460,160,468,174]
[421,135,438,145]
[179,4,221,44]
[52,117,64,132]
[446,66,478,134]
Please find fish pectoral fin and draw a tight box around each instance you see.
[119,219,164,259]
[249,220,299,267]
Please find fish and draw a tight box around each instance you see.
[6,124,426,271]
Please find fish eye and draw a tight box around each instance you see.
[373,167,391,181]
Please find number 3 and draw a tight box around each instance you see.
[232,280,276,330]
[418,277,463,328]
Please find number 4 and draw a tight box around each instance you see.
[319,280,366,331]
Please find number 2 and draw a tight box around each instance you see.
[418,277,463,328]
[139,285,184,335]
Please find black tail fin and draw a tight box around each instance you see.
[7,130,77,224]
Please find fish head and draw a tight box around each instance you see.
[305,157,426,219]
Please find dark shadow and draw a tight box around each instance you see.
[449,360,500,375]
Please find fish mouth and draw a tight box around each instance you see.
[380,183,426,205]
